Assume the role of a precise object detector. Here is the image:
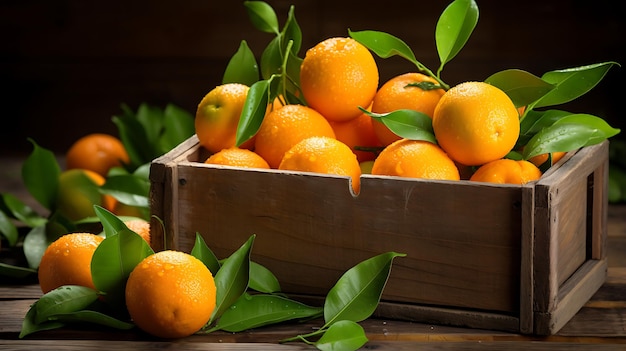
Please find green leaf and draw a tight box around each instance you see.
[283,5,302,55]
[159,104,195,154]
[209,234,255,323]
[100,174,150,208]
[522,114,620,159]
[349,30,418,65]
[260,35,282,81]
[244,1,279,34]
[23,225,48,269]
[366,109,436,143]
[533,62,619,109]
[0,262,37,279]
[0,209,18,246]
[518,109,572,147]
[435,0,479,69]
[19,301,65,339]
[112,112,156,169]
[191,233,221,275]
[49,310,134,330]
[35,285,99,324]
[135,103,165,147]
[211,293,323,332]
[315,320,368,351]
[236,80,270,147]
[91,213,154,307]
[2,193,47,228]
[484,69,554,108]
[223,40,259,86]
[249,261,281,293]
[94,206,129,238]
[22,138,61,210]
[324,252,405,325]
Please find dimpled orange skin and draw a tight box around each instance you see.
[371,73,445,146]
[432,82,520,166]
[470,159,542,185]
[279,136,362,194]
[254,104,336,168]
[38,233,104,294]
[125,251,216,339]
[300,37,379,122]
[371,139,460,181]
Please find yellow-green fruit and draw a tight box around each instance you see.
[55,169,104,221]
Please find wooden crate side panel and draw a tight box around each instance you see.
[533,141,609,334]
[519,186,535,334]
[149,136,202,252]
[173,164,523,313]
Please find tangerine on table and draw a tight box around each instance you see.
[65,133,130,177]
[469,159,542,185]
[300,37,379,122]
[432,81,520,166]
[329,111,382,163]
[37,233,104,294]
[279,136,362,194]
[125,250,216,339]
[204,147,269,169]
[254,104,336,168]
[371,139,460,181]
[195,83,254,154]
[371,72,445,146]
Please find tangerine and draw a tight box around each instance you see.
[37,233,104,294]
[300,37,379,122]
[279,136,362,194]
[125,250,216,339]
[470,159,542,185]
[371,139,460,181]
[432,81,520,166]
[254,104,336,168]
[65,133,129,177]
[371,73,445,146]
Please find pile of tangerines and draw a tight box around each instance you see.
[196,36,558,195]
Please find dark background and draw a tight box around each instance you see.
[1,0,624,156]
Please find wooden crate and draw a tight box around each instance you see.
[149,135,609,335]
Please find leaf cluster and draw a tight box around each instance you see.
[1,103,194,279]
[20,207,405,351]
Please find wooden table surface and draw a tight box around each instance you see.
[1,155,625,350]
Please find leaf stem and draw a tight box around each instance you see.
[280,327,326,344]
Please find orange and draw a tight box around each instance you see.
[329,111,382,163]
[124,219,151,247]
[65,133,130,177]
[528,151,567,168]
[470,159,542,185]
[37,233,104,294]
[279,136,361,194]
[195,83,255,154]
[254,104,336,168]
[371,73,446,146]
[432,81,520,166]
[371,139,460,181]
[300,37,379,122]
[204,147,270,169]
[55,169,116,221]
[125,250,216,339]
